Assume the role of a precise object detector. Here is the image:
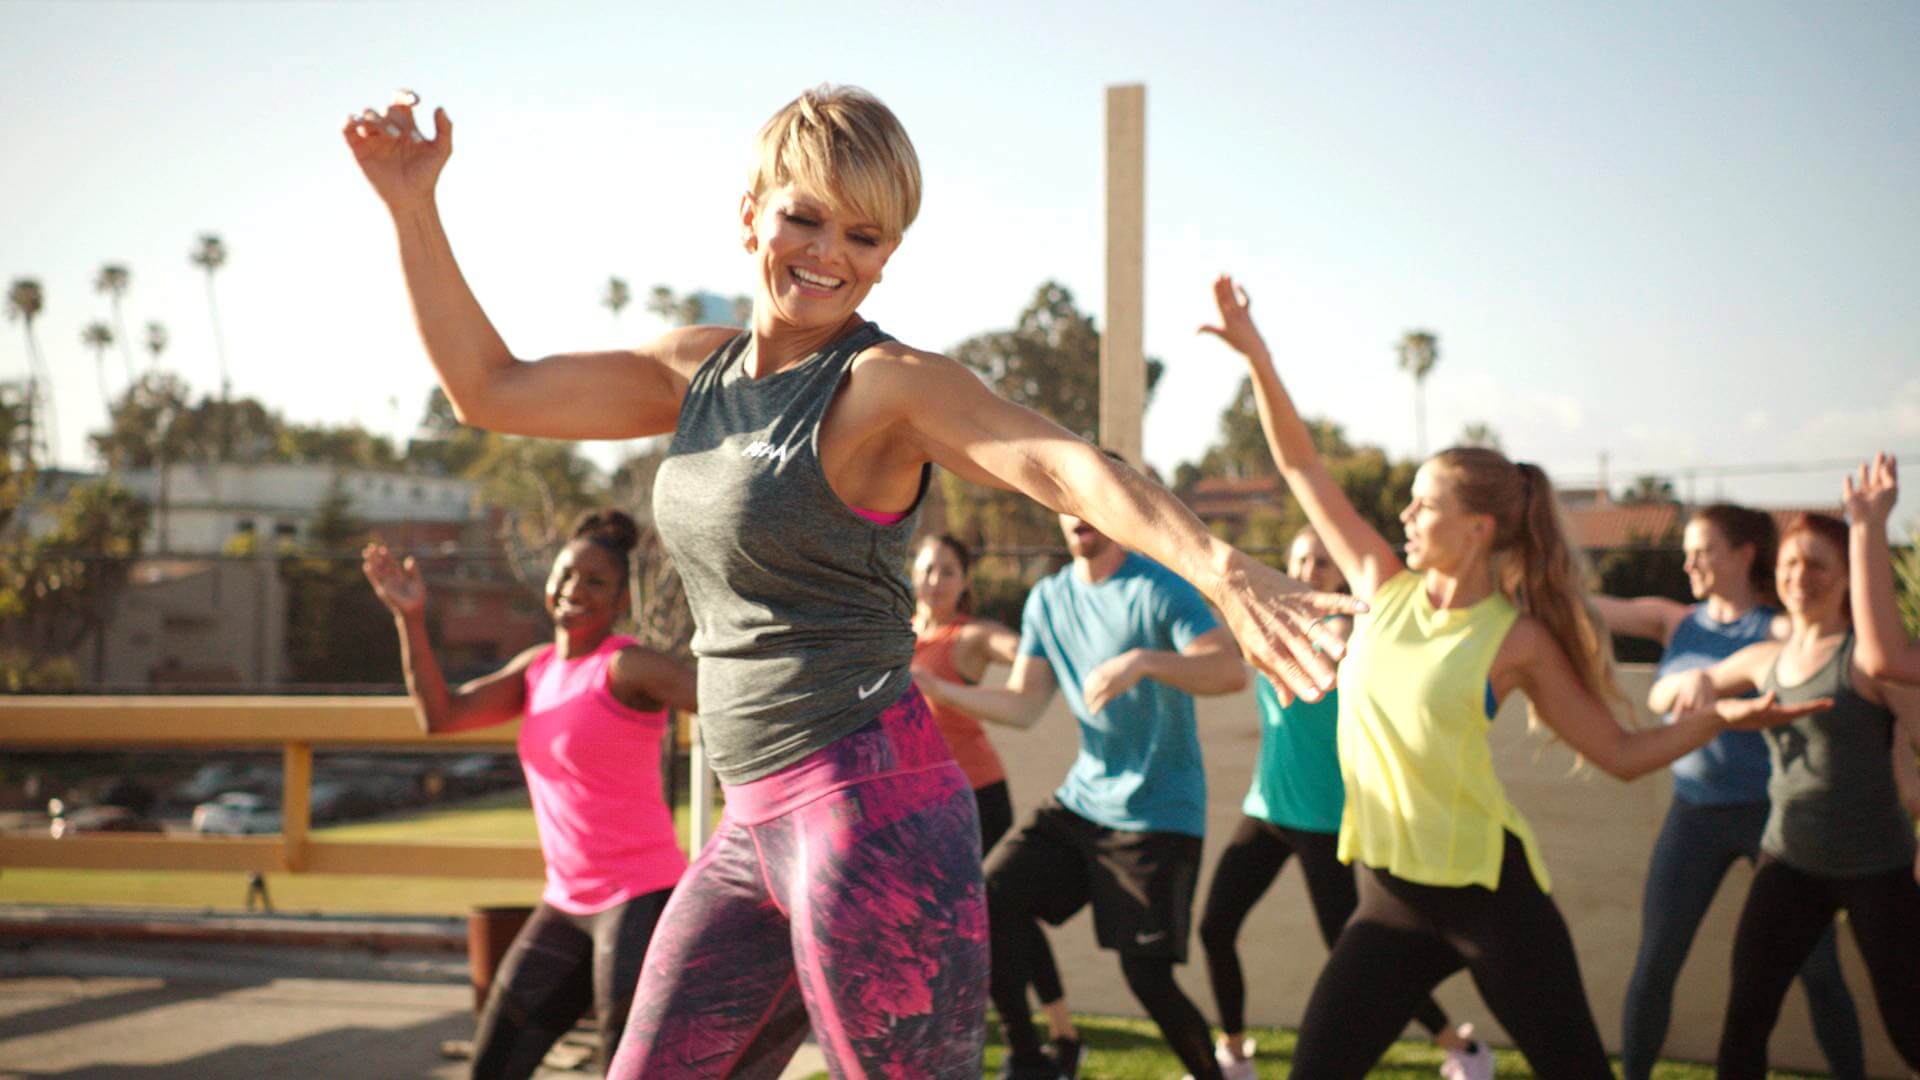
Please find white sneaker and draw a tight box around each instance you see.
[1438,1024,1493,1080]
[1214,1035,1257,1080]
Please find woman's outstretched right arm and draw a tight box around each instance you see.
[344,94,728,438]
[363,542,538,734]
[1199,275,1403,602]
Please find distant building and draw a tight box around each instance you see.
[116,463,477,554]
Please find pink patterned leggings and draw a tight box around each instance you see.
[608,689,988,1079]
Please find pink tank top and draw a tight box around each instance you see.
[520,635,687,913]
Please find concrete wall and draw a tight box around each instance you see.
[984,664,1904,1075]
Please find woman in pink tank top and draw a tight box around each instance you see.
[363,509,696,1079]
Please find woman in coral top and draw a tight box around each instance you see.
[363,510,696,1079]
[910,533,1084,1065]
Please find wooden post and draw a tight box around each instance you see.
[281,742,312,872]
[1101,84,1147,467]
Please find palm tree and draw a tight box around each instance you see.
[190,232,229,460]
[82,321,116,412]
[145,321,168,369]
[646,285,702,328]
[6,277,54,466]
[1619,474,1678,506]
[603,276,631,323]
[1396,329,1440,458]
[94,263,135,382]
[1459,421,1502,451]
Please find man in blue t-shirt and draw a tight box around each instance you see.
[918,508,1246,1080]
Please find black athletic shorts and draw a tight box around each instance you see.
[986,796,1203,960]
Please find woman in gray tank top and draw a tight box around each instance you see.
[1653,512,1920,1075]
[345,84,1356,1079]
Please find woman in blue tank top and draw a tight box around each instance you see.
[345,85,1356,1080]
[1652,513,1920,1075]
[1593,504,1863,1080]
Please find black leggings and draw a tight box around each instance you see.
[973,779,1064,1007]
[1293,834,1610,1080]
[1198,816,1448,1038]
[1717,855,1920,1077]
[470,890,671,1079]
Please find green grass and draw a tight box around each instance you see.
[0,792,719,915]
[799,1014,1811,1079]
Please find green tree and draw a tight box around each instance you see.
[0,455,150,690]
[1619,474,1678,505]
[278,480,402,685]
[94,263,136,382]
[7,277,54,466]
[1458,421,1502,450]
[82,321,115,413]
[943,282,1165,550]
[604,276,631,323]
[144,321,168,371]
[647,285,702,328]
[1397,329,1439,457]
[190,232,231,452]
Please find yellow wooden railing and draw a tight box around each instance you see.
[0,696,548,879]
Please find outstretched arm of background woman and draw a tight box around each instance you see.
[343,93,727,439]
[874,346,1362,702]
[362,542,539,734]
[1197,275,1403,602]
[1845,454,1920,684]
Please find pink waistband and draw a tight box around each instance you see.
[721,689,956,824]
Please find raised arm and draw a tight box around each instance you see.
[1503,619,1826,781]
[1591,595,1690,645]
[950,618,1022,681]
[916,653,1059,730]
[1197,276,1402,601]
[610,646,698,714]
[1082,627,1250,714]
[362,542,538,734]
[343,93,727,438]
[1845,454,1920,684]
[873,350,1358,702]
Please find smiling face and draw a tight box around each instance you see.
[740,185,899,335]
[1398,461,1493,573]
[1287,531,1345,593]
[1775,530,1845,621]
[1682,518,1752,603]
[912,537,967,619]
[544,540,628,632]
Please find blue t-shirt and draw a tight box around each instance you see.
[1658,605,1777,806]
[1019,553,1218,836]
[1243,679,1343,833]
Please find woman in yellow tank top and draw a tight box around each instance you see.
[1197,275,1826,1079]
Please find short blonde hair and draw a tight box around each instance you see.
[750,85,922,240]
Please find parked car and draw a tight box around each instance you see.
[191,792,282,835]
[48,800,164,838]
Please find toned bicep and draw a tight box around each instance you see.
[969,620,1021,668]
[459,326,730,439]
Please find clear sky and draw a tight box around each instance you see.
[5,2,1917,522]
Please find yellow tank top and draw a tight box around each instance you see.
[1335,571,1551,892]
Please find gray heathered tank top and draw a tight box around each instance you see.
[1760,634,1916,876]
[652,322,926,784]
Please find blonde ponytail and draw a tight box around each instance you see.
[1434,448,1628,726]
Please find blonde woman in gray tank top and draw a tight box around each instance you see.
[1648,513,1920,1076]
[345,85,1357,1079]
